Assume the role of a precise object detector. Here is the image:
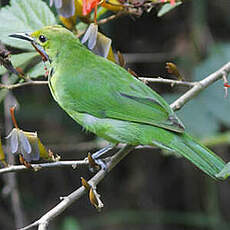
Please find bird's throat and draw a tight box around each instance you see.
[31,42,49,62]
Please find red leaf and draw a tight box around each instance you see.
[82,0,99,16]
[224,83,230,88]
[161,0,175,5]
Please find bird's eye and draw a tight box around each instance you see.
[39,35,47,43]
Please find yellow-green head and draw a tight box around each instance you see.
[9,25,78,62]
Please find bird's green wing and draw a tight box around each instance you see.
[51,48,184,133]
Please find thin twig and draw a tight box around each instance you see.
[0,144,163,175]
[0,78,193,90]
[139,77,196,87]
[0,78,196,90]
[0,160,89,175]
[97,13,121,25]
[0,81,48,90]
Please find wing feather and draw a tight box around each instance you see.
[51,47,185,133]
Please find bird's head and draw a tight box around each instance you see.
[9,25,77,62]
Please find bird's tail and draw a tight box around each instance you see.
[153,132,225,179]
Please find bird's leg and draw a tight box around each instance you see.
[89,144,116,171]
[92,144,115,159]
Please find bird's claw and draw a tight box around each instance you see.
[90,158,108,172]
[87,144,115,172]
[87,152,108,172]
[95,159,107,171]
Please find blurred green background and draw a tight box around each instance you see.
[1,0,230,230]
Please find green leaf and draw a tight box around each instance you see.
[0,52,39,75]
[157,2,182,17]
[216,161,230,179]
[0,0,56,78]
[0,0,56,50]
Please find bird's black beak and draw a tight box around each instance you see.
[9,33,50,62]
[9,33,34,42]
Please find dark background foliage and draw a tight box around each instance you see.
[1,0,230,229]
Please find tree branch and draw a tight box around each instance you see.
[18,145,135,230]
[170,62,230,111]
[2,59,229,92]
[2,58,230,230]
[0,81,48,90]
[0,160,89,175]
[0,78,198,90]
[139,77,196,87]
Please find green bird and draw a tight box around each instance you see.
[10,25,226,178]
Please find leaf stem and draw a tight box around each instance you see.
[10,106,18,129]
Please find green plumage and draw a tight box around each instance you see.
[13,25,226,178]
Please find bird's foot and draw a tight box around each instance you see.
[88,144,115,172]
[93,159,107,171]
[91,144,114,159]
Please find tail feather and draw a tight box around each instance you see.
[155,132,225,179]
